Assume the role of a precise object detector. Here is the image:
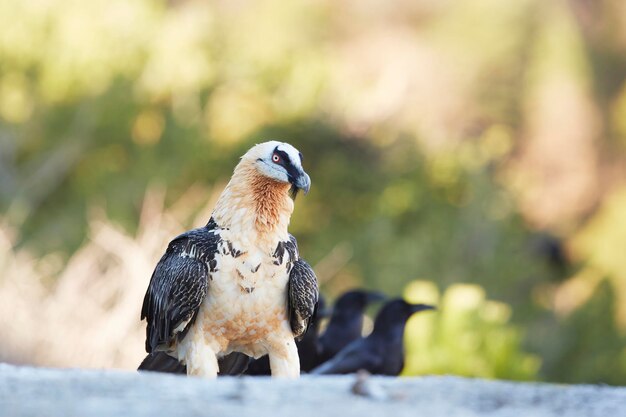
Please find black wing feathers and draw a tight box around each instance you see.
[285,235,319,340]
[141,225,220,353]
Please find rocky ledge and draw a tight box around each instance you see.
[1,364,624,417]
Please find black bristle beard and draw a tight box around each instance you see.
[290,185,299,200]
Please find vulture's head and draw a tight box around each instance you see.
[244,141,311,197]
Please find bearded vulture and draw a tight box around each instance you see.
[140,141,319,378]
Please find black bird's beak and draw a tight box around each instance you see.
[365,291,386,303]
[293,170,311,195]
[410,303,436,314]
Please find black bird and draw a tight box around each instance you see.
[245,295,328,375]
[530,233,569,278]
[317,290,386,365]
[310,299,435,375]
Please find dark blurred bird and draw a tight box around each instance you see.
[530,233,569,278]
[245,295,328,375]
[316,290,386,365]
[139,141,318,378]
[310,299,435,375]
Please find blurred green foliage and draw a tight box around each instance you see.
[1,0,626,383]
[403,281,540,380]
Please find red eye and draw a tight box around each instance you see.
[272,154,281,163]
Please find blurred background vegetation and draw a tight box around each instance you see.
[1,0,626,384]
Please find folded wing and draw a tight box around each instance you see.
[141,224,221,353]
[285,235,319,340]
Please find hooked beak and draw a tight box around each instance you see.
[291,170,311,195]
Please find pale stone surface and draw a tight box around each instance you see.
[1,364,625,417]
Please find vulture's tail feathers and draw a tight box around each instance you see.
[138,351,250,376]
[218,352,251,376]
[138,352,186,374]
